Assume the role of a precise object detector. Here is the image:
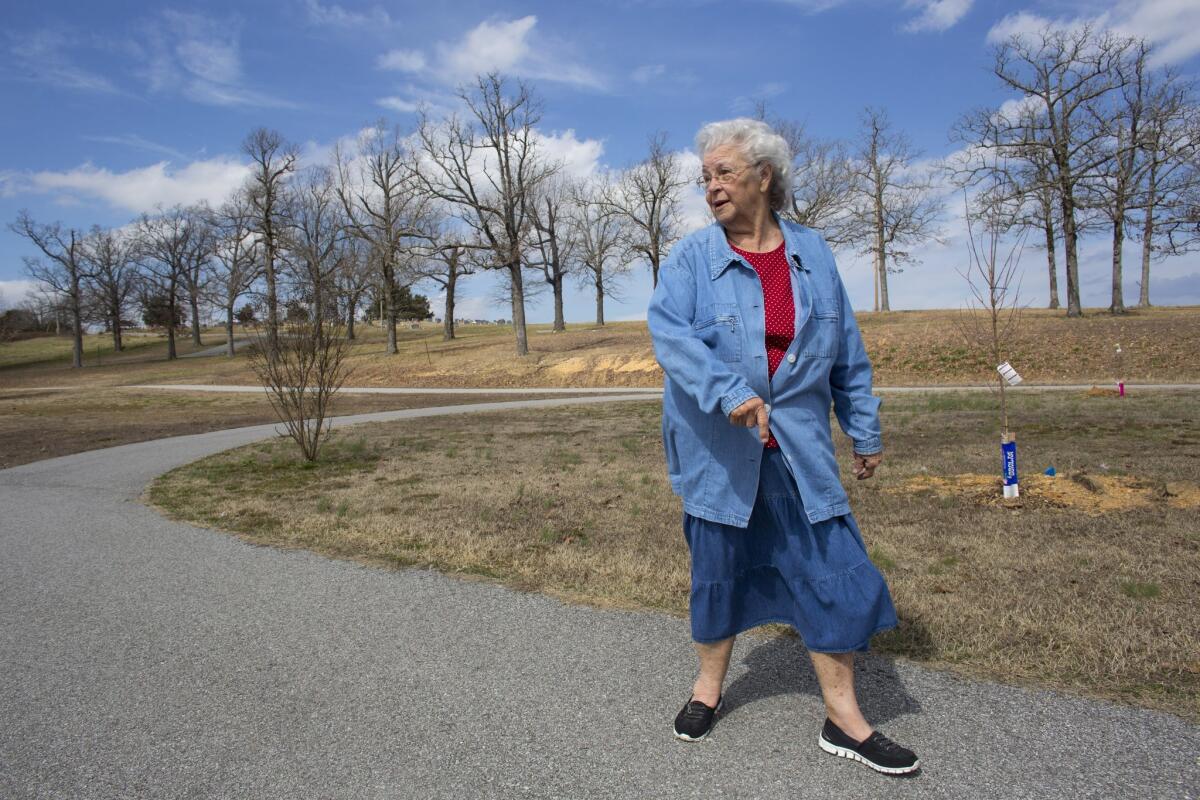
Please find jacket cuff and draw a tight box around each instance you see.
[853,436,882,455]
[720,386,759,418]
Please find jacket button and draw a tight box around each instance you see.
[786,353,797,364]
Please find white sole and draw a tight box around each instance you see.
[818,735,920,775]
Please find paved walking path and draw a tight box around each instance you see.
[2,396,1197,799]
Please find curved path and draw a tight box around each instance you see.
[2,395,1197,799]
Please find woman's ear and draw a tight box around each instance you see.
[759,163,773,194]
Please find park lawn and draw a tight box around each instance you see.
[3,306,1199,390]
[0,387,586,468]
[148,389,1200,722]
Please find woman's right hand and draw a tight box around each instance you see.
[729,397,770,444]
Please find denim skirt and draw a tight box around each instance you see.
[683,448,898,651]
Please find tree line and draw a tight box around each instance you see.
[9,24,1199,368]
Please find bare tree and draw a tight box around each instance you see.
[413,221,478,341]
[209,190,262,356]
[1131,69,1200,306]
[335,121,430,354]
[569,175,629,326]
[332,237,374,340]
[955,182,1029,445]
[135,205,212,360]
[243,128,298,350]
[280,166,346,324]
[604,132,687,288]
[964,24,1137,317]
[526,174,575,332]
[415,73,556,356]
[180,204,214,344]
[247,317,354,463]
[10,212,91,367]
[846,107,943,312]
[81,225,140,353]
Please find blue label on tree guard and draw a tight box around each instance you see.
[1002,441,1018,486]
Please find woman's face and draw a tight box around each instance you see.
[702,144,771,227]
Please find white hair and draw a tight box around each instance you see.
[694,118,793,212]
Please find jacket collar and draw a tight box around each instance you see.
[707,211,810,281]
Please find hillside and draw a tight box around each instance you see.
[1,306,1197,389]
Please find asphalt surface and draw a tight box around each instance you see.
[2,395,1198,800]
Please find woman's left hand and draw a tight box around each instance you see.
[853,451,883,480]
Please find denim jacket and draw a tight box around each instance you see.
[647,215,881,528]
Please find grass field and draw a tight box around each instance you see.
[3,306,1198,390]
[0,387,588,468]
[148,388,1200,722]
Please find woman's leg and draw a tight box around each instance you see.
[809,651,873,741]
[691,636,735,706]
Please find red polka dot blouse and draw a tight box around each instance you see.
[730,240,795,449]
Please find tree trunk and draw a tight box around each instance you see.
[1137,161,1158,308]
[346,297,357,341]
[1060,191,1082,317]
[225,306,236,357]
[552,272,565,333]
[264,249,279,352]
[1109,216,1125,315]
[595,272,605,326]
[1043,219,1059,310]
[166,299,178,360]
[383,264,398,355]
[873,182,889,312]
[509,264,529,356]
[111,300,124,352]
[70,294,83,369]
[443,268,457,341]
[190,294,203,345]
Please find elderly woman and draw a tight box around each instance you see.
[647,118,919,775]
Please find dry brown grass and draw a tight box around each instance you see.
[4,306,1198,391]
[149,389,1200,721]
[0,387,580,468]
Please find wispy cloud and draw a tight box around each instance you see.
[303,0,394,29]
[987,1,1200,65]
[9,30,123,94]
[132,10,298,109]
[377,48,426,72]
[81,134,189,161]
[902,0,973,33]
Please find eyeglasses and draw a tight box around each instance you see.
[694,162,758,190]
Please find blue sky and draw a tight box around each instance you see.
[2,0,1199,323]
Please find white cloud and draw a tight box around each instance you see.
[0,280,40,310]
[17,157,250,214]
[377,48,426,72]
[903,0,973,33]
[440,16,536,78]
[303,0,394,29]
[987,1,1200,64]
[377,96,421,113]
[391,16,605,90]
[534,130,605,178]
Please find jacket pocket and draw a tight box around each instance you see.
[801,296,839,358]
[693,303,742,362]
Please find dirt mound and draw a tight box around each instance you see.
[893,472,1200,513]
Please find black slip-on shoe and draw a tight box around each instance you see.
[818,718,920,775]
[673,696,723,742]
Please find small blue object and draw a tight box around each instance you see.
[1044,467,1056,476]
